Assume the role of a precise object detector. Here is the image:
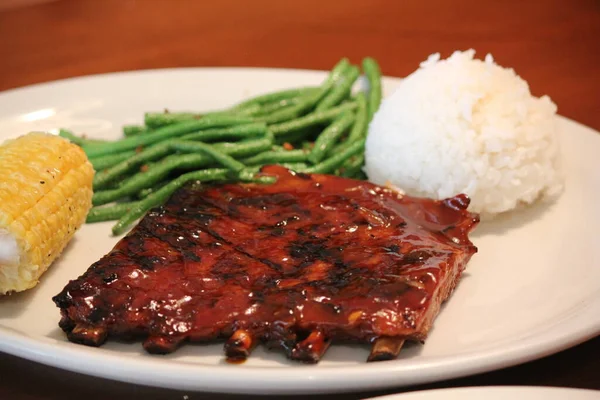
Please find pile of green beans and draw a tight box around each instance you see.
[62,57,382,235]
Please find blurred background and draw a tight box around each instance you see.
[1,0,599,128]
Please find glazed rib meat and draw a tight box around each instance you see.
[53,166,479,362]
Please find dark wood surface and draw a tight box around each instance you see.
[0,1,598,398]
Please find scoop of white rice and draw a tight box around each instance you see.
[364,49,563,217]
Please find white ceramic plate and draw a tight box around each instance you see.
[0,68,598,395]
[368,386,600,400]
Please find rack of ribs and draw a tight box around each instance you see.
[53,165,479,363]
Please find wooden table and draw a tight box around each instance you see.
[0,1,598,398]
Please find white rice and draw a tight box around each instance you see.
[364,49,563,217]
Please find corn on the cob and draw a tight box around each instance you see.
[0,132,94,294]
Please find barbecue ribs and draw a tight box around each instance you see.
[53,166,479,362]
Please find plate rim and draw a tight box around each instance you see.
[0,66,350,97]
[366,386,600,400]
[0,67,599,394]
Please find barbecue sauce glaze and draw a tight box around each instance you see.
[54,166,479,359]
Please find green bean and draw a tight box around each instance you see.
[308,111,355,164]
[302,141,314,151]
[237,167,277,184]
[59,129,86,145]
[179,122,267,142]
[123,125,149,137]
[87,202,139,223]
[362,57,382,121]
[328,58,352,86]
[316,65,360,111]
[93,154,212,205]
[214,137,273,156]
[94,143,174,189]
[144,111,229,129]
[112,168,230,235]
[59,129,108,146]
[144,104,263,129]
[273,128,313,146]
[232,103,262,117]
[325,93,368,157]
[84,115,253,158]
[144,112,197,128]
[340,153,365,178]
[89,151,136,171]
[259,93,318,124]
[93,137,273,199]
[261,58,351,124]
[174,141,245,173]
[137,188,153,199]
[264,129,275,143]
[268,101,357,137]
[346,92,368,142]
[137,182,168,199]
[232,87,319,110]
[94,136,272,190]
[240,169,276,183]
[241,149,308,165]
[254,97,303,117]
[305,138,365,174]
[278,162,309,171]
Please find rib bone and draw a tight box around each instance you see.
[224,329,256,361]
[367,336,405,362]
[290,331,331,363]
[67,324,108,347]
[143,335,184,354]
